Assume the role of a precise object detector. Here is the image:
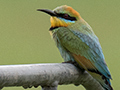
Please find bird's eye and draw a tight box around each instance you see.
[63,14,69,19]
[57,13,77,21]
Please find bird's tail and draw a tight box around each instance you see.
[99,77,113,90]
[88,71,113,90]
[101,78,113,90]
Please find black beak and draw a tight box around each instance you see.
[37,9,57,16]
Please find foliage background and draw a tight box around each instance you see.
[0,0,119,90]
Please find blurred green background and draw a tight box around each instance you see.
[0,0,119,90]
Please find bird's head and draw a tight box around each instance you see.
[37,5,81,30]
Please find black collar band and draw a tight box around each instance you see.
[49,27,59,31]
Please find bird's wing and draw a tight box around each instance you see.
[56,27,111,79]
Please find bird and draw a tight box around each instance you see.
[37,5,113,90]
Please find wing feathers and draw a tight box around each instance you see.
[56,27,111,79]
[72,53,96,70]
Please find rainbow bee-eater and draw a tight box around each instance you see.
[37,5,113,90]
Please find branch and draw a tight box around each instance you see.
[0,63,104,90]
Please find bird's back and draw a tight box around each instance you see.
[51,19,113,90]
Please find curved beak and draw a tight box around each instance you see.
[37,9,57,16]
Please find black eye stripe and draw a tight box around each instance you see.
[54,12,77,21]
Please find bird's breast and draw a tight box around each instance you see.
[50,28,75,62]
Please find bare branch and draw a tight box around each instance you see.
[0,63,104,90]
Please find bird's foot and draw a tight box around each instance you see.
[62,61,85,72]
[62,61,79,67]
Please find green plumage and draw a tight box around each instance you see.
[51,19,112,90]
[38,5,113,90]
